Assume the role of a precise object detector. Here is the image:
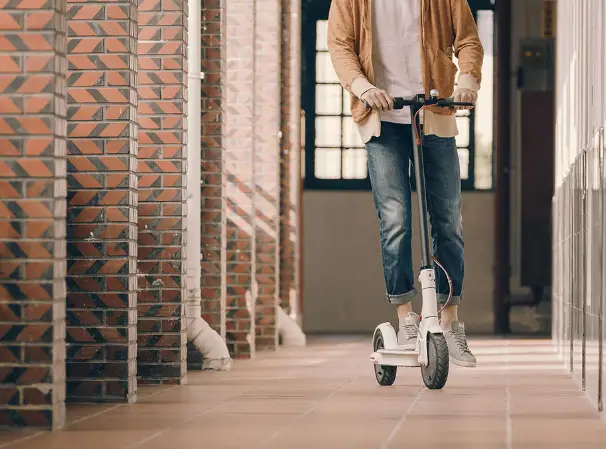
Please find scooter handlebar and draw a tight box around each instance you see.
[363,96,474,110]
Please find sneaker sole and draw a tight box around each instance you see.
[449,356,477,368]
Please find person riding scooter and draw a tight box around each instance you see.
[327,0,484,367]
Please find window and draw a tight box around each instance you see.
[474,9,495,189]
[302,6,495,190]
[308,21,368,188]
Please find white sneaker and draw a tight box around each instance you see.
[397,313,420,350]
[443,321,477,367]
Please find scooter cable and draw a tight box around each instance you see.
[432,256,453,314]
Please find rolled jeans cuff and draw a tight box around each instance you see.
[437,293,461,306]
[387,288,417,305]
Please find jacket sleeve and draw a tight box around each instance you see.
[327,0,373,97]
[451,0,484,87]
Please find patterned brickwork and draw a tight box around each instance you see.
[279,0,301,318]
[189,0,226,369]
[224,0,256,358]
[254,0,281,350]
[65,0,138,403]
[0,0,68,428]
[137,0,188,384]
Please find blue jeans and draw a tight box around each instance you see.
[366,122,464,306]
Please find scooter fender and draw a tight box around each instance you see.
[373,322,398,351]
[425,323,444,336]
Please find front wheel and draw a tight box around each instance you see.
[421,333,449,390]
[372,329,397,386]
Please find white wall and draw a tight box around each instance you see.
[553,1,604,180]
[302,191,495,334]
[552,0,605,416]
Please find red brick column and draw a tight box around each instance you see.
[136,0,187,384]
[279,0,301,318]
[254,0,281,350]
[189,0,226,369]
[65,0,138,402]
[0,0,67,428]
[224,0,256,358]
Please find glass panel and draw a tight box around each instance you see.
[456,116,470,148]
[342,148,368,179]
[316,84,342,115]
[316,52,339,83]
[315,116,341,147]
[316,20,328,51]
[342,116,363,147]
[458,148,469,180]
[343,88,352,115]
[315,148,341,179]
[474,10,495,189]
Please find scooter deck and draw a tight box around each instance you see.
[370,348,422,368]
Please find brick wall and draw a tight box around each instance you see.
[254,0,281,350]
[279,0,301,318]
[0,0,303,426]
[190,0,226,368]
[224,0,256,358]
[0,0,67,428]
[190,0,226,369]
[65,0,139,403]
[137,0,188,384]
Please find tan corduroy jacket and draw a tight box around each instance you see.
[327,0,484,142]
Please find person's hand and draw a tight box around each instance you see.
[361,88,393,111]
[454,88,477,110]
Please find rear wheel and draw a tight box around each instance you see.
[372,329,397,386]
[421,333,449,390]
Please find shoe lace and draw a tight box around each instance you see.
[401,324,417,339]
[451,328,471,354]
[400,312,420,339]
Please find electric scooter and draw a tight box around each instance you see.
[367,90,474,390]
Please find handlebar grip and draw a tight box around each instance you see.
[363,98,414,110]
[436,98,474,108]
[393,98,414,109]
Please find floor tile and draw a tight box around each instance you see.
[5,431,155,449]
[1,337,605,449]
[208,397,320,415]
[139,414,295,449]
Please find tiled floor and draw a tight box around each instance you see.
[2,337,606,449]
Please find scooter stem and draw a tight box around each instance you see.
[410,97,432,269]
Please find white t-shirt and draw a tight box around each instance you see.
[371,0,423,124]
